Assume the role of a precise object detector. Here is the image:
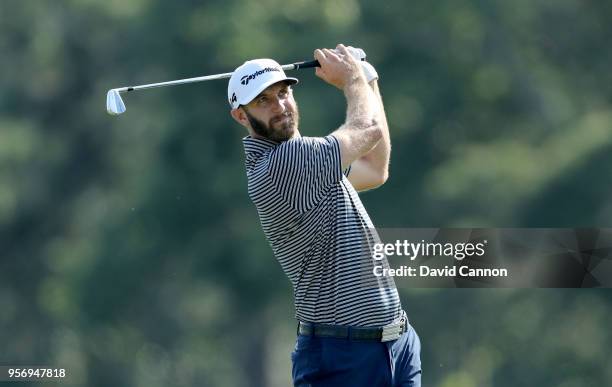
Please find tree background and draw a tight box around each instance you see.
[1,0,611,386]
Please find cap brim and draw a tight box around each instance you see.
[238,77,298,107]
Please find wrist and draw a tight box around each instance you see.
[342,73,368,95]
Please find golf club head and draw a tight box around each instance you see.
[106,89,126,115]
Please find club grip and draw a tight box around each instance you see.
[293,60,320,69]
[293,56,366,70]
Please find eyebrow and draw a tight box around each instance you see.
[261,85,290,96]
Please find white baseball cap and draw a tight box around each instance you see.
[227,59,298,109]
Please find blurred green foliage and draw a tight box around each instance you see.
[1,0,611,386]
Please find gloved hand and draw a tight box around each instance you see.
[332,46,365,61]
[334,46,378,83]
[332,46,378,82]
[361,61,378,82]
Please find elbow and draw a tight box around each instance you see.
[380,169,389,185]
[360,168,388,191]
[374,156,390,187]
[374,169,389,188]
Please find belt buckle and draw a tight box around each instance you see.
[381,324,400,342]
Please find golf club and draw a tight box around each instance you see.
[106,49,366,116]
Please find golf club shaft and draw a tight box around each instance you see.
[116,60,322,94]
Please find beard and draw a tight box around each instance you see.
[244,106,299,142]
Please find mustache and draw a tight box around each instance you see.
[270,112,293,125]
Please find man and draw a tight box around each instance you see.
[228,44,422,386]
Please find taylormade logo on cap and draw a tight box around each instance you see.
[227,58,298,109]
[240,67,281,85]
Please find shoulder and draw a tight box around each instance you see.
[273,135,338,155]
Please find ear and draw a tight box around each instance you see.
[230,107,250,128]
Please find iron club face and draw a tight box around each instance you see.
[106,89,126,115]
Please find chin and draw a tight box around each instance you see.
[273,124,295,138]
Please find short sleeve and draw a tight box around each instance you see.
[343,164,352,177]
[267,135,343,212]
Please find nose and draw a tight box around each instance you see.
[270,96,286,114]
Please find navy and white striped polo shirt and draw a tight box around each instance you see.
[243,134,401,327]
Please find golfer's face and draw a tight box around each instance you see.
[245,82,298,141]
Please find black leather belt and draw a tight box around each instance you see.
[297,313,408,342]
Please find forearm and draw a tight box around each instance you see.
[331,73,383,170]
[315,44,383,169]
[358,80,390,177]
[343,74,379,129]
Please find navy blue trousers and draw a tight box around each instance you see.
[291,324,422,386]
